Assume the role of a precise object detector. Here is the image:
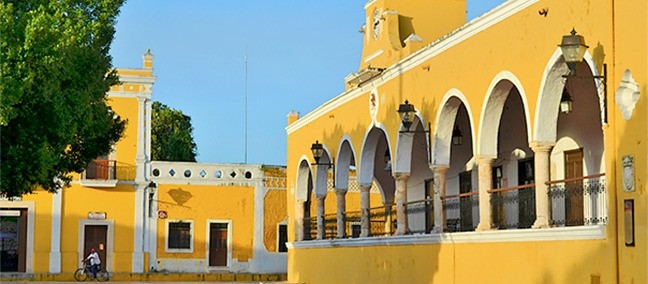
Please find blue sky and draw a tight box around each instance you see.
[110,0,506,165]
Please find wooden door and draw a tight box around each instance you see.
[424,179,434,233]
[0,209,27,272]
[518,159,535,228]
[565,149,584,226]
[209,223,228,267]
[95,159,110,180]
[84,225,107,267]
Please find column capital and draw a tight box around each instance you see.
[475,155,496,165]
[529,141,555,153]
[315,194,327,200]
[393,172,410,181]
[359,184,372,191]
[334,187,348,194]
[430,164,449,174]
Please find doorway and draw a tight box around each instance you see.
[518,158,535,228]
[565,149,584,226]
[0,209,27,272]
[208,222,228,267]
[459,171,473,231]
[83,225,107,267]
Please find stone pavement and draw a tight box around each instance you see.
[0,272,289,282]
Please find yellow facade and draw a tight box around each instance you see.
[286,0,647,283]
[1,50,288,277]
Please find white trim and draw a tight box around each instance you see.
[49,190,62,273]
[363,0,377,10]
[132,184,145,272]
[165,219,194,253]
[205,219,232,270]
[0,201,35,273]
[363,49,384,63]
[285,0,539,135]
[78,219,115,272]
[287,225,606,249]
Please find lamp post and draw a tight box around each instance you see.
[558,29,608,122]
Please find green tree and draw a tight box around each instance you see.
[0,0,126,197]
[151,101,198,162]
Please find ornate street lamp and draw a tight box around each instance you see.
[452,125,463,146]
[397,100,416,130]
[311,140,335,183]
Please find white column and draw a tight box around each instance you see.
[431,165,449,233]
[394,173,410,236]
[335,189,347,238]
[383,201,394,235]
[476,156,495,231]
[49,190,62,273]
[315,195,326,239]
[531,142,553,229]
[147,186,158,271]
[360,184,371,237]
[295,201,305,241]
[135,97,146,182]
[132,184,146,272]
[145,99,153,176]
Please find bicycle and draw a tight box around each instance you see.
[74,259,109,282]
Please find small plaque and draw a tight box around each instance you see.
[87,212,107,220]
[158,210,168,219]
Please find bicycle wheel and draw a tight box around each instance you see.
[96,269,109,282]
[74,268,88,281]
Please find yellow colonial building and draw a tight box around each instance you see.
[285,0,646,283]
[0,51,288,278]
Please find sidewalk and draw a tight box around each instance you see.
[0,272,288,282]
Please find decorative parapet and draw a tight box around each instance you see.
[150,162,264,186]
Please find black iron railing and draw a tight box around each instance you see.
[489,184,536,229]
[548,173,607,226]
[302,216,317,240]
[442,192,479,232]
[404,199,434,234]
[323,213,337,239]
[369,204,396,237]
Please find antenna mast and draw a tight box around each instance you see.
[244,45,248,164]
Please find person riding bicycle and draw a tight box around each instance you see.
[85,248,101,279]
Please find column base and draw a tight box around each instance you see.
[475,222,494,231]
[49,252,61,273]
[532,218,550,229]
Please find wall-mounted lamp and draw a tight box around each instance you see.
[452,125,463,146]
[558,28,607,122]
[311,140,335,185]
[384,150,392,172]
[397,100,432,163]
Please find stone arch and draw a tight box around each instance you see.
[358,124,394,203]
[295,157,313,202]
[535,49,606,143]
[335,136,356,190]
[432,89,477,166]
[394,113,427,174]
[314,144,334,197]
[478,71,531,157]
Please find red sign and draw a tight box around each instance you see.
[157,210,168,219]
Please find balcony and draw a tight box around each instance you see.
[298,173,607,245]
[80,159,136,187]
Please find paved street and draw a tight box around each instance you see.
[9,282,289,284]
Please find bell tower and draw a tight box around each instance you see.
[347,0,466,88]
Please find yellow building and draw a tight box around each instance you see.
[0,50,288,277]
[285,0,646,283]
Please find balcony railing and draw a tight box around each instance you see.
[81,160,136,181]
[442,192,479,232]
[405,199,434,234]
[369,204,396,237]
[489,184,536,229]
[548,173,607,227]
[323,213,337,239]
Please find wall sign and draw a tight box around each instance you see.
[622,155,635,192]
[158,210,168,219]
[87,212,107,220]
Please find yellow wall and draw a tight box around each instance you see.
[156,184,255,262]
[21,191,53,273]
[109,96,139,168]
[263,189,287,252]
[289,239,616,284]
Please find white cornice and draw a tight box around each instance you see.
[118,75,156,85]
[287,225,606,249]
[285,0,539,136]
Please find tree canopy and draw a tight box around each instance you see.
[0,0,126,197]
[151,101,198,162]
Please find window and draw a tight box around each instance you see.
[277,224,288,253]
[166,220,193,252]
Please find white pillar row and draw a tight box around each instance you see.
[394,173,410,236]
[476,156,495,231]
[531,141,554,229]
[335,189,347,238]
[295,201,305,241]
[360,184,371,237]
[431,165,449,233]
[315,194,326,240]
